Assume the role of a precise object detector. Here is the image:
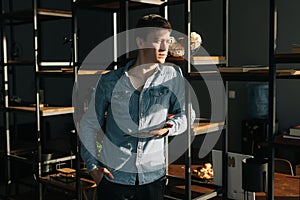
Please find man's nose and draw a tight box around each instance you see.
[160,41,168,51]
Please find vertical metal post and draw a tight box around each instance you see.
[113,12,118,70]
[222,0,229,199]
[159,1,167,17]
[72,0,81,199]
[1,0,12,197]
[33,0,42,199]
[267,0,275,200]
[184,89,192,200]
[225,0,229,67]
[184,0,192,199]
[185,0,191,74]
[222,83,228,200]
[72,0,79,87]
[119,0,129,62]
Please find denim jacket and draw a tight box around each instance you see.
[80,60,187,185]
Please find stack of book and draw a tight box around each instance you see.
[283,125,300,140]
[290,126,300,136]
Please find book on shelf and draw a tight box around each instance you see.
[218,65,269,73]
[289,126,300,136]
[282,134,300,140]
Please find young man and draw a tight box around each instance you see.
[80,14,187,200]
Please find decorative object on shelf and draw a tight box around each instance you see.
[49,168,76,183]
[168,36,185,57]
[168,31,202,57]
[192,162,214,180]
[190,31,202,54]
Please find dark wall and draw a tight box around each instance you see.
[228,0,300,153]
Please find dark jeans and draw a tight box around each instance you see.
[97,176,166,200]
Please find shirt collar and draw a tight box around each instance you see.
[124,59,136,77]
[124,60,163,76]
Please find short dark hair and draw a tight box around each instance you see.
[135,14,172,40]
[136,14,172,29]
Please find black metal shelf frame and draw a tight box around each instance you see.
[0,0,80,199]
[265,1,297,200]
[183,0,229,199]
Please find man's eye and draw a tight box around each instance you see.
[153,40,171,44]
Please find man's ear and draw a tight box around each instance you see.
[136,37,144,49]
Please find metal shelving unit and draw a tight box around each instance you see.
[0,0,81,199]
[268,2,300,199]
[203,1,300,199]
[170,0,228,199]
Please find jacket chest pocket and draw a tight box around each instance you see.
[143,86,170,117]
[148,86,170,105]
[149,86,169,97]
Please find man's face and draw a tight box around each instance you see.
[141,28,171,64]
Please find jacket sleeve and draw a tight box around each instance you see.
[166,66,191,136]
[79,81,107,172]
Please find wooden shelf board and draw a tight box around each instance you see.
[76,0,156,10]
[76,0,209,10]
[192,56,226,65]
[192,122,224,136]
[2,9,71,23]
[38,70,74,75]
[6,60,34,65]
[188,69,300,81]
[5,60,75,67]
[40,175,96,192]
[37,9,72,18]
[78,69,110,75]
[167,164,220,199]
[218,66,269,73]
[167,56,226,65]
[238,69,300,77]
[7,106,74,116]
